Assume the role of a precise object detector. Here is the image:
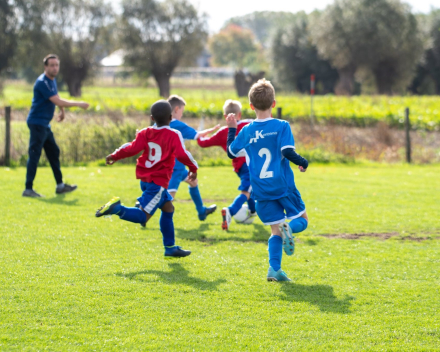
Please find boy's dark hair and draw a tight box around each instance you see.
[151,100,172,125]
[43,54,59,66]
[167,95,186,110]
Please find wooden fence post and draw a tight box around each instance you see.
[405,107,411,163]
[277,107,282,119]
[5,106,11,167]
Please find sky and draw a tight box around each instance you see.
[109,0,439,33]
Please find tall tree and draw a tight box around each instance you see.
[311,0,423,95]
[272,12,338,93]
[121,0,207,98]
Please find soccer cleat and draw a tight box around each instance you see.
[221,207,232,230]
[56,184,77,194]
[267,267,292,282]
[22,189,43,198]
[95,197,121,217]
[135,201,146,227]
[198,204,217,221]
[279,222,295,256]
[164,246,191,258]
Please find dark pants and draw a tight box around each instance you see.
[25,123,63,190]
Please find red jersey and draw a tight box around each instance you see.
[197,119,252,172]
[111,126,198,188]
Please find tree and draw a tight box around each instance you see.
[311,0,423,95]
[209,24,267,96]
[121,0,207,98]
[272,12,338,93]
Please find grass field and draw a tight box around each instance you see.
[2,83,440,129]
[1,164,440,350]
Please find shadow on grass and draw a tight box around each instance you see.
[176,223,269,243]
[36,193,79,206]
[115,263,226,291]
[279,282,354,313]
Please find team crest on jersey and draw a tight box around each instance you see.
[250,130,264,144]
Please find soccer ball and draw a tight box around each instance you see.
[233,204,255,224]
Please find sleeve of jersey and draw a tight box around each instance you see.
[38,80,57,100]
[180,123,199,140]
[227,128,247,159]
[111,131,146,161]
[279,122,295,151]
[173,131,198,173]
[197,128,227,148]
[282,148,309,169]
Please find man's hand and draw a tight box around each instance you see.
[299,166,307,172]
[187,171,197,182]
[78,102,90,110]
[226,113,237,128]
[198,124,221,138]
[57,108,65,122]
[106,155,116,165]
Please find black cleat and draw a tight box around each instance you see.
[198,204,217,221]
[164,246,191,258]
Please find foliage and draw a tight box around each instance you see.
[1,165,440,349]
[272,12,339,93]
[311,0,423,95]
[120,0,208,97]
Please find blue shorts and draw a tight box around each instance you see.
[236,164,251,192]
[256,190,306,225]
[168,167,188,192]
[137,181,173,216]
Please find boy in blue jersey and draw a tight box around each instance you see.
[226,79,309,282]
[166,95,218,221]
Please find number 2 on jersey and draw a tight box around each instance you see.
[145,142,162,168]
[258,148,273,179]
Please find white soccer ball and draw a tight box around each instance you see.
[233,204,255,224]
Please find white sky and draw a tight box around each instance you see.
[109,0,439,33]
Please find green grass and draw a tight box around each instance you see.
[2,84,440,129]
[1,165,440,350]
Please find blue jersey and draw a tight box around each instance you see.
[170,119,199,171]
[229,118,296,201]
[27,73,58,127]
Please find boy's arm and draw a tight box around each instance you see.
[281,147,309,170]
[225,113,242,159]
[107,132,146,164]
[197,127,227,148]
[173,131,199,173]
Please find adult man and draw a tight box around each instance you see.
[23,54,90,198]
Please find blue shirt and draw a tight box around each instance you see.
[229,118,297,201]
[169,119,199,171]
[27,73,58,127]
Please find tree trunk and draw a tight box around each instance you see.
[373,62,395,95]
[153,72,171,98]
[234,70,265,97]
[65,76,83,97]
[335,66,356,95]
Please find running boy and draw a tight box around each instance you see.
[197,99,257,230]
[95,100,197,258]
[226,79,309,281]
[167,95,217,221]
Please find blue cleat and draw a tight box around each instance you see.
[164,246,191,258]
[95,197,121,217]
[267,267,292,282]
[279,222,295,256]
[198,204,217,221]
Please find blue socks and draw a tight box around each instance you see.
[189,185,205,216]
[289,217,308,233]
[229,194,248,216]
[247,197,256,213]
[268,235,283,272]
[160,211,175,247]
[118,206,147,224]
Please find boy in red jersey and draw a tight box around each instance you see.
[95,100,197,258]
[197,100,257,230]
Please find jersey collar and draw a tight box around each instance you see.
[254,117,273,122]
[153,125,171,130]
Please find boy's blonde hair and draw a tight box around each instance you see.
[248,78,275,111]
[167,95,186,110]
[223,99,242,115]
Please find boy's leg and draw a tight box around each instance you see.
[160,200,191,258]
[247,197,256,214]
[168,167,185,199]
[186,175,216,221]
[288,212,308,233]
[24,124,46,194]
[283,192,308,234]
[95,196,150,224]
